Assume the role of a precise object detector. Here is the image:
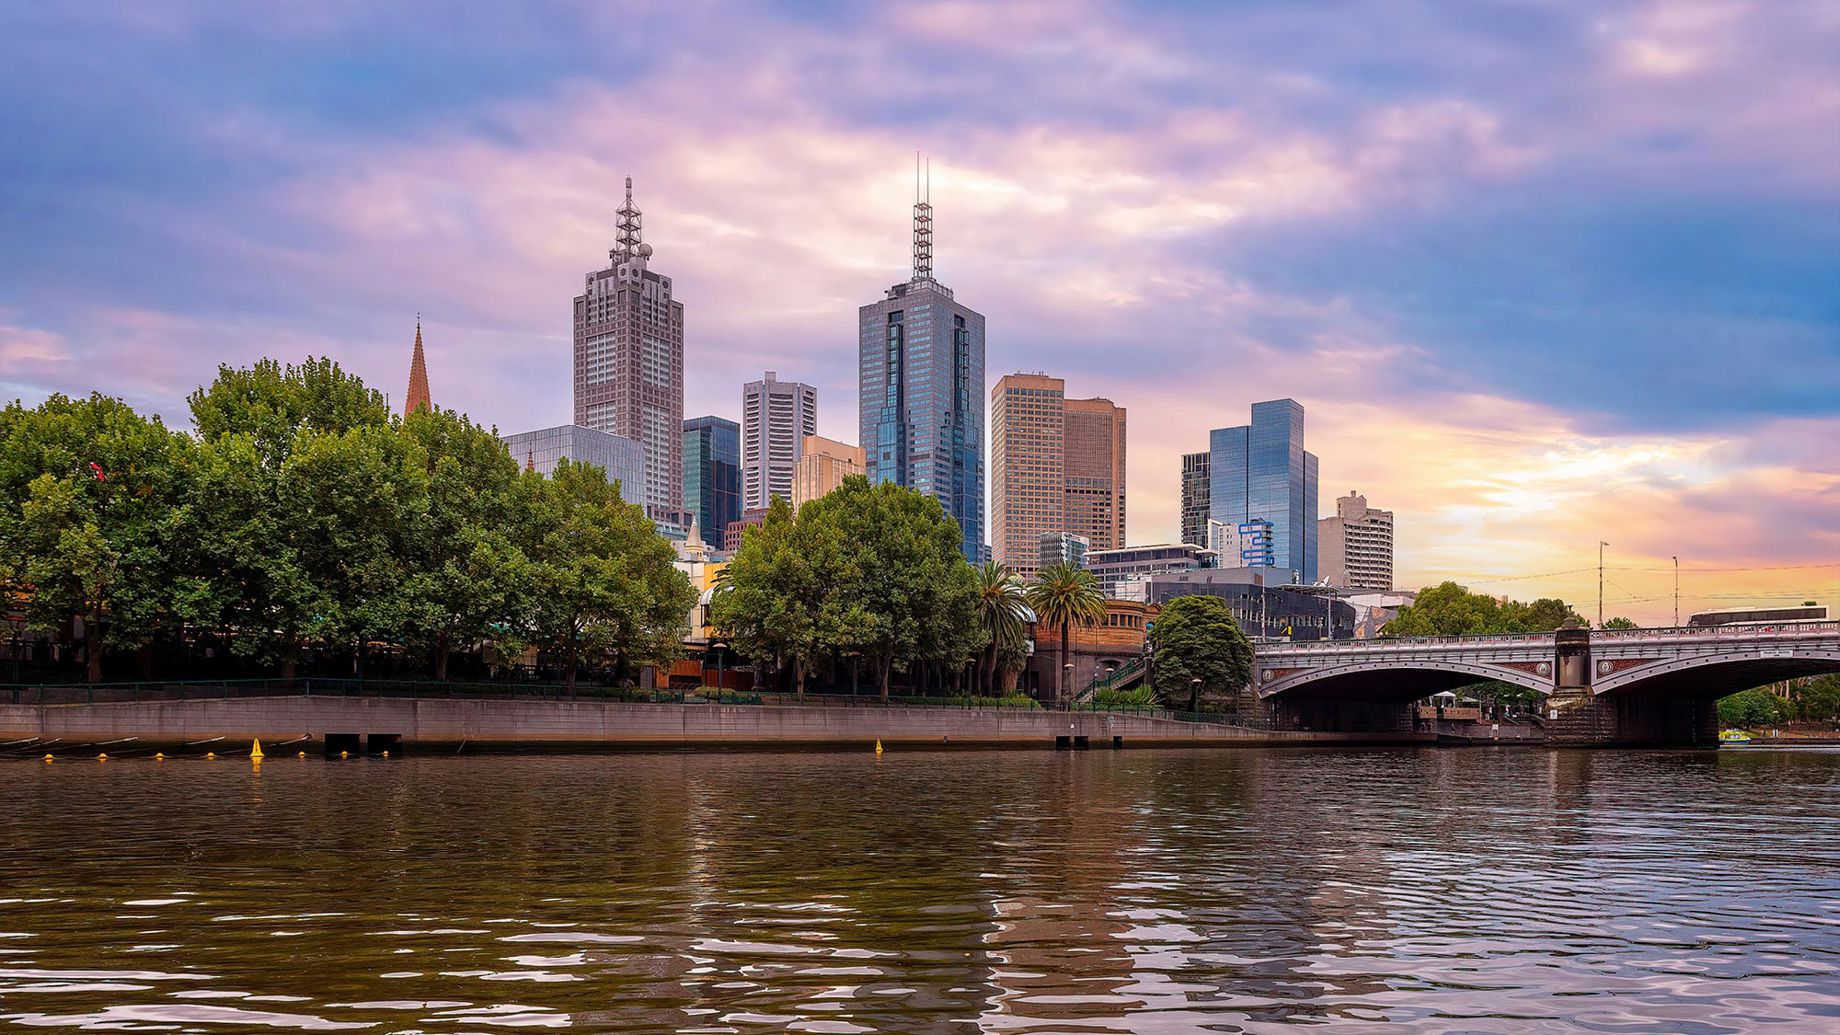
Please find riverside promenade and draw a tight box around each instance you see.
[0,682,1428,753]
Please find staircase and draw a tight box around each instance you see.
[1071,655,1147,706]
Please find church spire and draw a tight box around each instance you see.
[404,314,431,416]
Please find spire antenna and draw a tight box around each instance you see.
[614,175,644,263]
[912,154,933,283]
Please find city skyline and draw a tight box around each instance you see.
[2,2,1835,623]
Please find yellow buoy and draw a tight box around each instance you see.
[874,739,884,755]
[380,750,389,759]
[97,752,108,761]
[205,751,217,760]
[42,753,53,763]
[339,750,349,760]
[297,751,306,758]
[155,752,165,761]
[249,738,264,759]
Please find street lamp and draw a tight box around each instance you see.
[710,641,728,696]
[1189,676,1203,713]
[1063,661,1076,710]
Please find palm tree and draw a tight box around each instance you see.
[974,562,1029,695]
[1025,562,1106,707]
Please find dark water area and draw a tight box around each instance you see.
[1,747,1837,1033]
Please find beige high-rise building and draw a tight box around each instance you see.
[1319,490,1395,590]
[990,374,1065,576]
[741,371,817,510]
[1064,397,1125,551]
[793,435,864,505]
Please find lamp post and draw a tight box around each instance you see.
[1063,661,1075,710]
[1672,555,1680,627]
[1189,676,1202,714]
[1598,541,1609,628]
[710,641,728,696]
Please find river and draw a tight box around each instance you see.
[2,747,1836,1033]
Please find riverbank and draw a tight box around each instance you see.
[0,693,1431,753]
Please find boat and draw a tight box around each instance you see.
[1718,729,1753,746]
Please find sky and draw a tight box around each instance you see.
[2,0,1836,624]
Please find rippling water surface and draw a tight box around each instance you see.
[2,748,1837,1033]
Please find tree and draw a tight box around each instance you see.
[1601,616,1639,630]
[1718,688,1792,729]
[188,356,389,468]
[1149,594,1254,713]
[179,358,394,678]
[708,496,821,695]
[1791,676,1840,722]
[519,459,694,687]
[1026,562,1106,707]
[973,562,1029,695]
[1,394,189,681]
[1383,582,1583,637]
[397,408,530,679]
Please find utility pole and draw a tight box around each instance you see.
[1672,555,1679,627]
[1598,541,1608,628]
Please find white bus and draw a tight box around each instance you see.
[1687,603,1828,628]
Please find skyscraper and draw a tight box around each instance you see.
[1064,396,1126,551]
[1208,399,1319,582]
[403,316,431,416]
[1180,451,1210,548]
[682,416,740,551]
[572,177,684,520]
[740,371,817,510]
[858,162,986,561]
[1319,490,1395,590]
[990,373,1065,576]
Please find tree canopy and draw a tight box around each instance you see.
[710,476,980,699]
[1381,581,1583,637]
[1148,594,1255,713]
[1025,562,1106,706]
[2,359,693,684]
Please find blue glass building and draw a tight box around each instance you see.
[682,415,740,550]
[1208,399,1319,582]
[857,195,985,560]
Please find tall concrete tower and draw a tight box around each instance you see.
[858,157,986,561]
[573,177,685,519]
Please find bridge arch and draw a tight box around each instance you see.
[1259,660,1550,701]
[1592,647,1840,697]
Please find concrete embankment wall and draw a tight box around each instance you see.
[0,695,1431,751]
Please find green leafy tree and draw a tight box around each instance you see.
[180,358,393,677]
[188,357,389,468]
[709,496,821,694]
[1601,616,1639,630]
[1718,688,1792,729]
[1791,676,1840,722]
[1148,594,1254,712]
[973,562,1030,695]
[397,408,530,679]
[519,459,694,687]
[1026,562,1106,707]
[1383,582,1582,637]
[0,394,190,681]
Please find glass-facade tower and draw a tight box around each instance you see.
[857,188,985,561]
[1208,399,1318,582]
[682,416,740,551]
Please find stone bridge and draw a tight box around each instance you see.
[1252,621,1840,746]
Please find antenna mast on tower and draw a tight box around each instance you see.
[911,153,933,283]
[613,176,645,263]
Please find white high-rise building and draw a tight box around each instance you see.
[741,371,817,510]
[1319,490,1395,590]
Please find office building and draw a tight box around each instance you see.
[1145,567,1354,641]
[683,416,741,551]
[859,167,985,561]
[1085,543,1217,601]
[1180,451,1210,547]
[572,177,684,520]
[1064,396,1126,551]
[1208,399,1319,582]
[724,507,769,551]
[794,435,865,505]
[1319,490,1395,590]
[500,425,645,508]
[989,373,1065,576]
[1039,530,1090,572]
[403,316,431,416]
[740,371,817,510]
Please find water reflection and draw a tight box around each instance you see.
[0,748,1836,1032]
